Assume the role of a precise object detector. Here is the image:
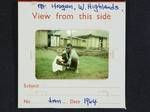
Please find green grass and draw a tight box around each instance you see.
[36,49,108,79]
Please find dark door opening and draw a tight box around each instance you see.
[99,37,103,49]
[48,35,51,47]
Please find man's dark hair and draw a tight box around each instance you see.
[66,43,72,47]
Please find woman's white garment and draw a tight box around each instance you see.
[52,56,63,72]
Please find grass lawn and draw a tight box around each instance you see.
[36,49,108,79]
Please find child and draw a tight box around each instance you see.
[52,48,64,73]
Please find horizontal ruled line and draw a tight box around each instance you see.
[18,0,126,2]
[40,86,120,88]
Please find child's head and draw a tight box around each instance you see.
[56,48,63,56]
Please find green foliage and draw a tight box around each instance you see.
[36,49,108,79]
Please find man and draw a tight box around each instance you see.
[62,43,79,73]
